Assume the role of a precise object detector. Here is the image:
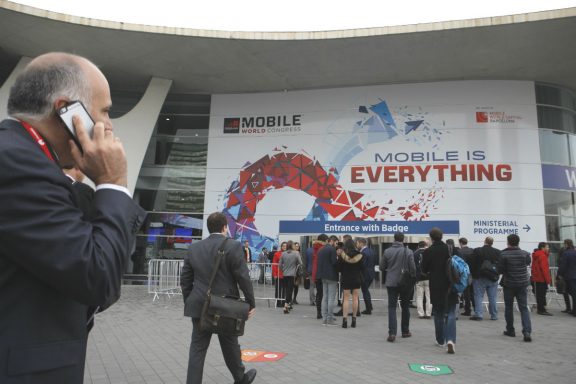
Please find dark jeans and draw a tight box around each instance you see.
[387,287,411,336]
[534,282,548,312]
[284,276,295,305]
[315,279,323,315]
[361,276,374,311]
[567,279,576,312]
[462,284,475,314]
[187,319,245,384]
[433,302,457,344]
[503,285,532,335]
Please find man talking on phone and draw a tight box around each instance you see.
[0,52,146,383]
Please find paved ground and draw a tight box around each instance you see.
[85,285,576,384]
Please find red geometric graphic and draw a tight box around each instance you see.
[223,149,442,239]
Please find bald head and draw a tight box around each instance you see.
[8,52,94,122]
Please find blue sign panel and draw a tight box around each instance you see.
[279,220,460,235]
[542,164,576,191]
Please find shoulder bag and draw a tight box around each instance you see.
[397,247,416,294]
[200,238,250,336]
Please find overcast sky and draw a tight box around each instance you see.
[12,0,576,32]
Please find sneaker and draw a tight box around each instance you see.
[322,319,327,326]
[435,341,445,348]
[387,335,396,342]
[326,319,338,327]
[523,333,532,342]
[503,330,516,337]
[418,315,426,319]
[446,341,455,354]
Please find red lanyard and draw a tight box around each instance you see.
[20,121,55,162]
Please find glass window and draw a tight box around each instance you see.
[536,83,576,111]
[543,190,575,216]
[134,92,210,216]
[537,106,576,133]
[539,130,570,165]
[546,216,576,243]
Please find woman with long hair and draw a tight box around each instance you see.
[338,238,364,328]
[279,241,302,314]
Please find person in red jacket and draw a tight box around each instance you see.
[532,242,553,315]
[272,242,287,308]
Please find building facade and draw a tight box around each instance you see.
[1,3,575,276]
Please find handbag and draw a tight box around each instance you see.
[200,238,250,336]
[397,247,416,294]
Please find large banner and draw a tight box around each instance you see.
[205,81,544,250]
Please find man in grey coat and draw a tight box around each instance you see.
[381,232,416,342]
[181,212,257,384]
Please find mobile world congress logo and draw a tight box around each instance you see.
[223,118,241,134]
[223,115,302,134]
[476,111,522,124]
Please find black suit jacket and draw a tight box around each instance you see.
[181,233,255,319]
[0,119,146,383]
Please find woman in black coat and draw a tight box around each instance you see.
[338,238,364,328]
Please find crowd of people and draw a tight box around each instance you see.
[259,229,576,356]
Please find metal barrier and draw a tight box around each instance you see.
[148,259,184,301]
[147,260,282,303]
[147,260,561,312]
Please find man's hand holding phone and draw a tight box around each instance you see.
[68,115,128,188]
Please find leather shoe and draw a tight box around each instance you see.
[537,311,553,316]
[237,369,257,384]
[523,333,532,342]
[460,312,471,316]
[361,309,372,315]
[402,332,412,338]
[503,330,516,337]
[387,335,396,342]
[469,316,482,321]
[333,309,343,316]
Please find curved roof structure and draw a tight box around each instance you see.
[1,0,575,94]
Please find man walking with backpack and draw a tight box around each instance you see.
[422,228,460,354]
[499,234,533,342]
[470,237,501,320]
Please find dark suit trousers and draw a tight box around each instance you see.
[361,276,374,311]
[187,319,245,384]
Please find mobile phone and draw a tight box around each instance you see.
[58,101,95,149]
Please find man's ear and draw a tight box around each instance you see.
[53,98,70,113]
